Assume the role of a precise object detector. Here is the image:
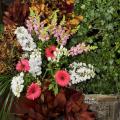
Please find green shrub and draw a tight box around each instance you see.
[70,0,120,94]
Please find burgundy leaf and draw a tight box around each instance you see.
[54,90,66,108]
[11,88,96,120]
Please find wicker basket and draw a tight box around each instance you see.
[85,94,120,120]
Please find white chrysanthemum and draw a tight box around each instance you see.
[11,72,24,97]
[15,26,36,51]
[69,62,95,85]
[29,49,42,77]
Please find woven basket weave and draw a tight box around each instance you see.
[85,95,120,120]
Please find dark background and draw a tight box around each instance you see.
[0,0,3,33]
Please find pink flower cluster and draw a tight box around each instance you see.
[26,17,72,45]
[26,70,70,100]
[26,83,41,100]
[45,45,70,86]
[16,59,42,100]
[26,18,49,41]
[69,43,89,56]
[45,45,56,59]
[26,19,34,33]
[55,70,70,87]
[16,59,30,72]
[52,26,70,46]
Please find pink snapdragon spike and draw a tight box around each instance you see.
[26,83,41,100]
[52,26,70,46]
[16,59,30,72]
[69,43,89,56]
[26,20,33,33]
[38,33,50,41]
[55,70,70,87]
[45,45,56,59]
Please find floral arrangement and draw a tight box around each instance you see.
[11,9,95,99]
[0,0,96,120]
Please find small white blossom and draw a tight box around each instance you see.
[15,26,36,51]
[11,72,24,97]
[29,49,42,77]
[48,57,52,61]
[49,46,69,62]
[69,62,95,85]
[21,53,29,59]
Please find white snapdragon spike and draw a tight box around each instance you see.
[59,46,69,56]
[15,26,36,51]
[29,49,42,77]
[69,62,95,85]
[11,72,24,97]
[14,26,28,36]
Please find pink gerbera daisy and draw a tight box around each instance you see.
[16,59,30,72]
[26,83,41,100]
[55,70,70,87]
[45,45,56,59]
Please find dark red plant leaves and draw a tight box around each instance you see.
[11,88,96,120]
[3,0,29,25]
[80,112,95,120]
[54,90,66,108]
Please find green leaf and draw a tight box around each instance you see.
[0,91,11,120]
[60,15,65,26]
[30,8,36,17]
[48,84,54,90]
[54,84,58,95]
[89,46,98,50]
[7,94,14,113]
[0,24,4,33]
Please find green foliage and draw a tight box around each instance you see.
[24,73,36,87]
[71,0,120,94]
[49,82,59,95]
[0,74,14,120]
[0,24,4,33]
